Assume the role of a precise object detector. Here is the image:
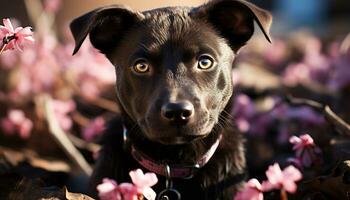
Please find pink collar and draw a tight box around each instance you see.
[130,134,222,179]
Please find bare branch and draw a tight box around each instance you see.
[66,133,101,154]
[43,95,92,176]
[284,95,350,137]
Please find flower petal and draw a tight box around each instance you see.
[129,169,158,188]
[142,187,157,200]
[24,36,35,42]
[261,180,280,192]
[97,178,120,200]
[289,136,301,144]
[129,169,144,186]
[246,178,262,190]
[119,182,137,194]
[265,163,283,185]
[14,40,24,52]
[283,165,303,181]
[16,27,33,36]
[0,26,10,35]
[282,180,298,193]
[19,119,33,139]
[143,173,158,187]
[3,18,14,32]
[8,109,26,124]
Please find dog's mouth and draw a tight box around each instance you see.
[156,134,207,145]
[139,115,215,145]
[143,124,214,145]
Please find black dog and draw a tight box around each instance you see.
[70,0,272,199]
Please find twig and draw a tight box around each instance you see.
[1,35,19,55]
[324,106,350,137]
[340,32,350,54]
[43,95,92,176]
[87,97,120,113]
[66,132,101,154]
[0,43,7,55]
[284,95,350,137]
[23,0,42,26]
[24,0,56,37]
[64,73,119,113]
[280,189,288,200]
[71,112,90,127]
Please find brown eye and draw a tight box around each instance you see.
[133,59,150,73]
[198,55,214,70]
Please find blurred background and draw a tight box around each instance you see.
[1,0,349,37]
[0,0,349,199]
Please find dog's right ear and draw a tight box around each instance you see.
[190,0,272,52]
[70,5,144,55]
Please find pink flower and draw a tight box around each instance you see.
[129,169,158,200]
[97,169,158,200]
[118,183,138,200]
[235,118,250,133]
[232,94,256,118]
[232,94,258,133]
[289,134,322,168]
[261,163,302,193]
[1,109,33,139]
[63,40,115,101]
[234,178,263,200]
[290,134,314,154]
[82,117,105,141]
[282,63,310,86]
[80,81,101,100]
[97,179,139,200]
[97,178,122,200]
[51,99,75,131]
[0,18,34,52]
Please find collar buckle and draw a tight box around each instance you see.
[183,164,200,179]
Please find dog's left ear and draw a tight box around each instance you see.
[191,0,272,51]
[70,5,144,55]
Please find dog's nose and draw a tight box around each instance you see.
[161,101,194,124]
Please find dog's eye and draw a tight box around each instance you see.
[197,55,214,70]
[133,59,150,73]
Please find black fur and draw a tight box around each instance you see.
[70,1,272,199]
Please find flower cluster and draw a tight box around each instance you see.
[97,169,158,200]
[281,35,350,91]
[0,109,33,139]
[0,3,346,200]
[261,163,302,193]
[244,34,350,92]
[0,18,34,53]
[0,15,114,141]
[289,134,322,168]
[82,117,105,141]
[234,163,302,200]
[232,94,324,144]
[234,133,324,200]
[51,99,76,131]
[234,179,263,200]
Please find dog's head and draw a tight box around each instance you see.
[70,0,272,145]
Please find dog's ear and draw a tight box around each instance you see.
[191,0,272,51]
[70,5,144,55]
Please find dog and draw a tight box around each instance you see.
[70,0,272,199]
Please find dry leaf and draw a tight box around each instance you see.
[65,187,94,200]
